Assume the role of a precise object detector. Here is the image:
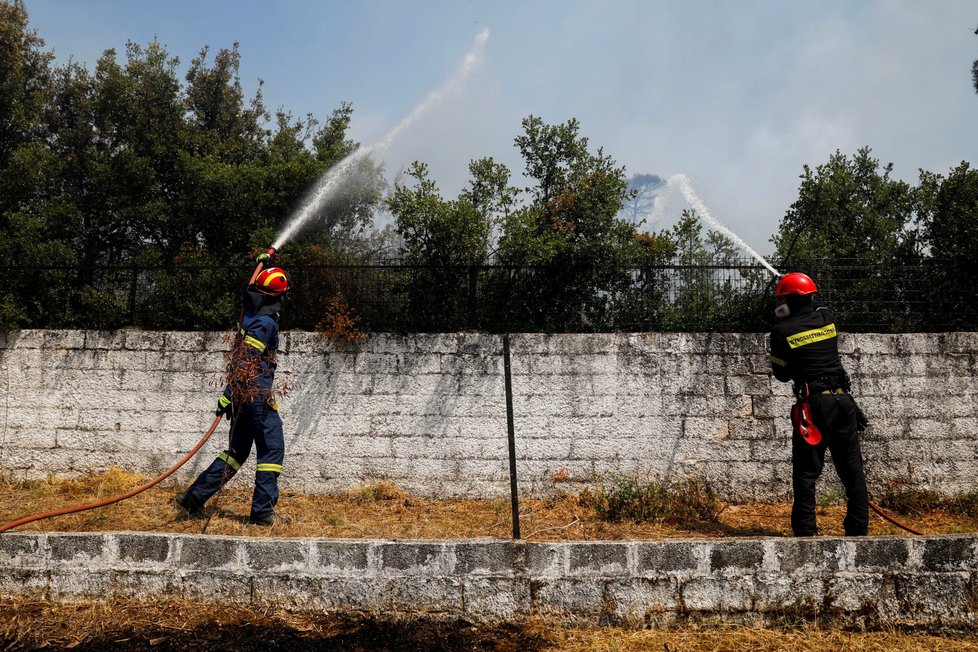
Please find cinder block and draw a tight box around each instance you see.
[636,541,702,575]
[567,542,629,577]
[42,331,86,350]
[892,572,973,621]
[242,539,309,573]
[680,576,754,612]
[825,574,893,615]
[525,543,564,577]
[107,569,177,598]
[312,541,370,574]
[531,578,605,623]
[774,538,844,574]
[164,332,208,352]
[605,578,679,620]
[853,537,911,571]
[922,536,977,572]
[115,534,172,566]
[84,331,125,350]
[710,541,765,573]
[725,374,773,396]
[379,542,452,575]
[752,575,825,613]
[463,577,531,618]
[123,332,162,351]
[177,570,252,604]
[46,569,115,597]
[47,534,106,565]
[454,542,516,576]
[0,567,49,594]
[391,577,463,613]
[176,536,241,570]
[0,533,44,567]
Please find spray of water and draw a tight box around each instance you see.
[667,174,781,278]
[271,29,490,251]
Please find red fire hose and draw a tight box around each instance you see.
[0,415,223,534]
[0,249,277,535]
[868,499,926,536]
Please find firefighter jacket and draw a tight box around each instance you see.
[224,290,281,405]
[769,304,847,390]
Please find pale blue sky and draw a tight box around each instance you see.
[23,0,978,253]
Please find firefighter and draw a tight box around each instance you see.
[177,264,289,526]
[769,272,869,537]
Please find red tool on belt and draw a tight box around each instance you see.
[791,383,823,446]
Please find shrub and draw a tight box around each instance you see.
[315,291,367,348]
[593,476,724,525]
[876,481,944,515]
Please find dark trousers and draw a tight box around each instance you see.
[791,393,869,536]
[186,400,284,519]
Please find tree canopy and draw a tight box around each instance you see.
[1,1,976,333]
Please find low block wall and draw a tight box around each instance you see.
[1,532,975,629]
[0,330,976,500]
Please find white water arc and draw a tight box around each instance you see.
[667,174,781,278]
[271,28,490,251]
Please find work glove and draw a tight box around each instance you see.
[255,251,272,264]
[215,394,232,419]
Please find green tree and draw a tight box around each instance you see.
[495,115,642,331]
[658,211,766,330]
[386,159,513,330]
[770,147,918,331]
[0,0,377,330]
[916,161,978,328]
[0,0,51,176]
[0,2,63,328]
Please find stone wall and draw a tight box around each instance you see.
[0,330,976,501]
[1,531,975,629]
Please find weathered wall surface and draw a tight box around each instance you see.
[0,330,976,500]
[1,532,975,630]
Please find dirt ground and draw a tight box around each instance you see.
[2,596,978,651]
[0,468,970,540]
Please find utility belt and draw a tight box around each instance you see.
[791,377,869,446]
[792,373,849,398]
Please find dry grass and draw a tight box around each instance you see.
[0,468,971,540]
[2,596,977,651]
[2,470,977,649]
[553,626,978,651]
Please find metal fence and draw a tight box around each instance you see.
[6,259,978,333]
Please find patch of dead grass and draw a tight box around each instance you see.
[0,468,972,540]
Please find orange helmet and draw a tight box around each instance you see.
[254,267,289,296]
[775,272,817,297]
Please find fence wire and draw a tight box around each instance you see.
[5,259,977,333]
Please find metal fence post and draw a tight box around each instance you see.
[502,333,520,539]
[467,265,478,330]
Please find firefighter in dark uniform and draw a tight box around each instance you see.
[769,272,869,536]
[177,265,289,526]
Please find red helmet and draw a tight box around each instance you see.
[775,272,817,297]
[254,267,289,296]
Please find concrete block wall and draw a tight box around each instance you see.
[1,531,976,629]
[0,330,976,501]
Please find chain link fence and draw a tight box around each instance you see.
[5,259,977,333]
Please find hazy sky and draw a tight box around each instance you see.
[23,0,978,253]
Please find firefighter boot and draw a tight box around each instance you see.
[248,513,291,527]
[176,491,205,518]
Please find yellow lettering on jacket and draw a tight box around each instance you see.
[787,323,837,349]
